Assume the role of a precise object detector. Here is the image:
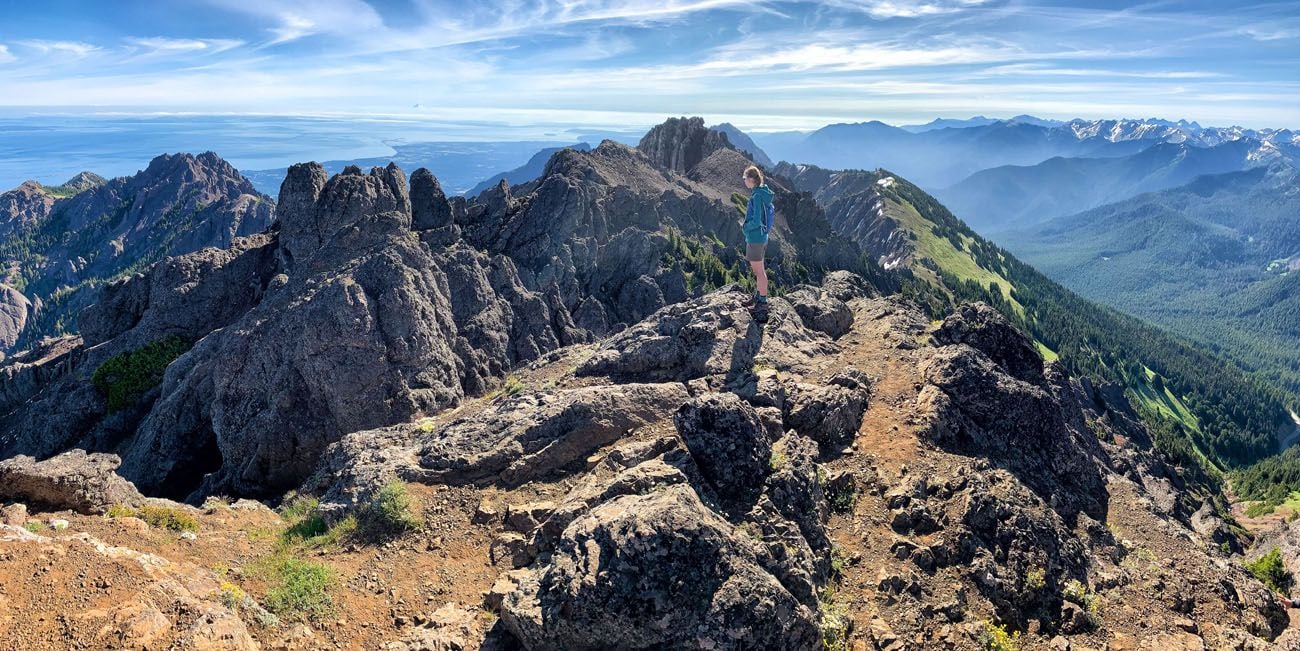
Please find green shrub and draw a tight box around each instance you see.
[255,554,334,621]
[134,505,199,532]
[358,480,423,537]
[92,336,192,412]
[1246,547,1294,593]
[106,504,136,519]
[1025,566,1046,592]
[818,587,850,651]
[277,494,357,548]
[768,442,788,473]
[218,582,247,610]
[822,472,856,514]
[1062,579,1102,627]
[279,494,320,522]
[1245,501,1276,518]
[23,521,46,533]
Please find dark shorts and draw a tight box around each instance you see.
[745,241,766,262]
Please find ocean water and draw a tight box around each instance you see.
[0,113,643,196]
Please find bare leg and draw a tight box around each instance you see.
[750,260,768,297]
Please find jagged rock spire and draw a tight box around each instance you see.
[275,161,410,265]
[637,116,732,174]
[410,167,453,230]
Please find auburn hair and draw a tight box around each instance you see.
[743,165,764,185]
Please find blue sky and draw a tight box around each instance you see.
[0,0,1297,130]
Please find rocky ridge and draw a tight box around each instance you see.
[1,118,876,504]
[0,117,1293,649]
[0,154,274,353]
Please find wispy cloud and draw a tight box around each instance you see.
[1239,26,1299,42]
[204,0,385,45]
[213,0,759,52]
[975,63,1225,80]
[125,37,245,54]
[0,0,1296,130]
[833,0,991,19]
[0,45,13,64]
[15,40,100,57]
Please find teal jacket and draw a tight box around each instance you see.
[742,184,774,244]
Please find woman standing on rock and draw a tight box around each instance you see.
[741,165,775,321]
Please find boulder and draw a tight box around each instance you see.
[500,485,820,650]
[784,284,853,338]
[415,383,689,487]
[933,302,1043,383]
[783,369,872,449]
[673,393,772,502]
[576,286,836,383]
[0,450,145,514]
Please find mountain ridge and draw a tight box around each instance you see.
[936,138,1292,234]
[0,116,1298,649]
[0,152,273,353]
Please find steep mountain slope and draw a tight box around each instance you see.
[0,153,274,353]
[938,139,1280,234]
[775,161,1294,472]
[1003,164,1300,404]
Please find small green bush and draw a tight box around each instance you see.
[277,494,358,548]
[134,505,199,532]
[92,336,192,412]
[768,443,788,473]
[106,504,136,519]
[825,476,856,514]
[1024,566,1046,592]
[1246,547,1294,593]
[257,554,334,621]
[818,587,850,651]
[1062,579,1102,626]
[23,521,47,533]
[358,480,423,537]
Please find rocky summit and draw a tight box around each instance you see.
[0,153,273,354]
[0,117,1295,650]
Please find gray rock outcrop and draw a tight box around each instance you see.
[637,116,732,174]
[0,449,145,514]
[0,284,30,350]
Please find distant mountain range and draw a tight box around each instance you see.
[900,114,1065,132]
[936,138,1296,234]
[242,140,636,197]
[1004,163,1300,400]
[754,117,1299,189]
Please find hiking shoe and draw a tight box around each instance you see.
[750,303,769,323]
